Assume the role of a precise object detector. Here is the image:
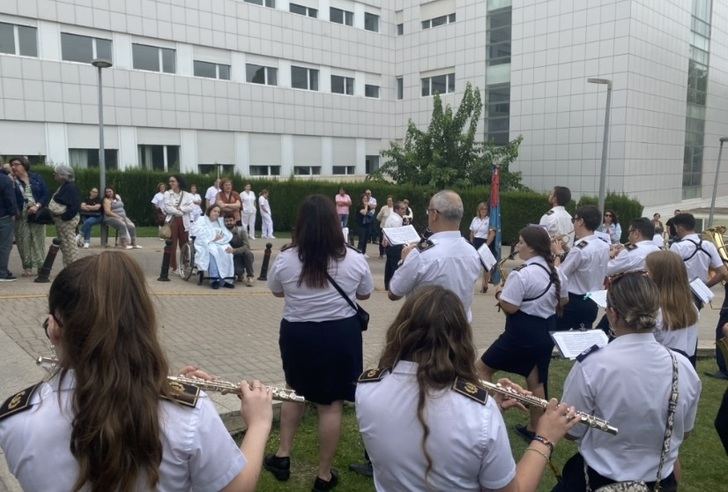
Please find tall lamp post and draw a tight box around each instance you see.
[91,58,112,194]
[588,78,612,214]
[708,137,728,228]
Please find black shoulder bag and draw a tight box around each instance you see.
[325,272,370,332]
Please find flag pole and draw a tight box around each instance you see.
[490,160,502,284]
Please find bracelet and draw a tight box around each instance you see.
[531,434,555,454]
[524,447,550,462]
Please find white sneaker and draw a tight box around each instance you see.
[75,234,84,247]
[83,242,90,249]
[269,235,276,239]
[133,245,143,249]
[125,245,133,250]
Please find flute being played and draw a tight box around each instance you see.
[480,379,618,435]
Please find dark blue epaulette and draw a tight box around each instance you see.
[576,344,601,362]
[0,382,43,421]
[358,367,391,383]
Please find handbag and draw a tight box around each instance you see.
[587,350,679,492]
[27,206,54,225]
[325,272,370,332]
[48,197,67,216]
[159,192,184,239]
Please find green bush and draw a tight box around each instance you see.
[577,193,644,243]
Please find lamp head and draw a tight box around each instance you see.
[720,137,728,143]
[587,78,612,86]
[91,59,113,69]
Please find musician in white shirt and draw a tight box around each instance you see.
[539,186,574,247]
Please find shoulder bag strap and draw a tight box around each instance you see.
[654,349,679,491]
[324,271,358,315]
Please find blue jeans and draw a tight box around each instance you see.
[81,215,104,241]
[0,215,14,277]
[339,214,349,228]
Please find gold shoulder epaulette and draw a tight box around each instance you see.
[358,367,390,383]
[452,377,488,404]
[162,380,200,407]
[0,382,43,420]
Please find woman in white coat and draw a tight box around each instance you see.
[193,205,235,289]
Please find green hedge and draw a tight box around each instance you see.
[32,166,640,245]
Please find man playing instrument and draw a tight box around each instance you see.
[540,186,574,248]
[669,213,727,290]
[606,217,660,276]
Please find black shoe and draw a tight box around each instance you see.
[211,280,220,290]
[515,424,536,442]
[705,370,728,380]
[312,470,338,491]
[264,454,290,481]
[0,273,16,282]
[348,462,373,477]
[223,282,235,289]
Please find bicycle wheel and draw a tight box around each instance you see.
[180,242,193,280]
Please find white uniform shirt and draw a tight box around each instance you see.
[562,333,701,482]
[606,240,661,276]
[652,233,665,249]
[669,233,723,282]
[540,205,574,246]
[0,372,246,491]
[654,308,699,358]
[389,231,482,321]
[267,247,374,322]
[500,256,568,318]
[383,213,403,229]
[355,361,516,492]
[560,234,610,295]
[190,193,202,222]
[469,216,491,239]
[204,185,220,207]
[241,191,256,213]
[258,195,271,216]
[151,191,165,210]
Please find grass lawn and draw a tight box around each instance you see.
[251,359,727,492]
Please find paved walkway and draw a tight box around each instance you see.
[0,237,723,490]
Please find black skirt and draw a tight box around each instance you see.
[279,315,363,405]
[481,310,555,389]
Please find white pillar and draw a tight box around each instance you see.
[235,132,250,174]
[179,129,197,172]
[117,126,137,169]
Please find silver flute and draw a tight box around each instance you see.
[480,379,618,435]
[36,356,305,403]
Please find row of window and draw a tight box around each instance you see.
[421,73,455,96]
[247,0,379,32]
[421,13,456,30]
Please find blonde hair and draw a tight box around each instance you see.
[646,251,698,330]
[606,273,659,331]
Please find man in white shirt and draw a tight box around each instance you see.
[540,186,574,247]
[259,189,275,239]
[204,178,221,210]
[382,201,406,290]
[241,183,257,239]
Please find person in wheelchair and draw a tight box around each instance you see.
[192,205,235,289]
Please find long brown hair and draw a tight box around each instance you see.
[519,225,562,315]
[607,272,659,330]
[378,286,478,483]
[646,250,698,330]
[286,194,346,288]
[49,252,169,492]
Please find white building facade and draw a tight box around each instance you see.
[0,0,727,212]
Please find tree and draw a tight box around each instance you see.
[369,82,525,191]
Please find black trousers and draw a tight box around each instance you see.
[552,453,677,492]
[715,283,728,375]
[233,251,254,277]
[556,293,598,331]
[384,244,403,290]
[717,387,728,455]
[357,223,371,254]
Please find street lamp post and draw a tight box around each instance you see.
[588,78,613,214]
[708,137,728,228]
[91,58,112,194]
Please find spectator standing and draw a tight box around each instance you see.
[241,183,257,239]
[224,214,256,286]
[216,179,242,224]
[10,156,49,277]
[0,171,18,281]
[102,187,140,249]
[77,188,103,249]
[164,175,196,276]
[204,178,221,209]
[365,190,378,245]
[401,198,414,225]
[189,184,203,223]
[356,193,375,256]
[49,165,81,267]
[259,189,275,239]
[666,209,681,245]
[469,201,497,293]
[597,209,622,244]
[376,196,394,258]
[335,187,352,228]
[150,182,166,230]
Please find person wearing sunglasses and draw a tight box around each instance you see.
[597,209,622,244]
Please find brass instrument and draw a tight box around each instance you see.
[703,226,728,265]
[36,356,305,403]
[496,242,520,287]
[480,379,618,435]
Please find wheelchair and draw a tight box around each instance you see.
[179,236,204,285]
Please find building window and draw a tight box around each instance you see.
[61,33,112,63]
[138,145,180,171]
[487,7,511,66]
[198,164,235,175]
[290,3,317,17]
[246,63,278,85]
[396,77,403,99]
[397,23,404,35]
[291,66,318,91]
[68,149,118,169]
[365,155,379,174]
[330,7,353,26]
[132,44,175,73]
[0,22,37,57]
[245,0,275,7]
[486,83,510,145]
[365,13,379,32]
[294,166,322,175]
[250,165,281,176]
[365,84,380,98]
[422,13,456,30]
[332,165,356,175]
[331,75,354,95]
[194,60,231,80]
[421,73,455,96]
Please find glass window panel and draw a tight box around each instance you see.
[291,66,308,89]
[247,63,265,83]
[330,7,343,23]
[0,22,15,54]
[218,64,230,80]
[345,77,354,95]
[194,60,217,78]
[309,8,317,17]
[422,20,430,29]
[448,73,455,92]
[431,74,447,94]
[489,131,510,145]
[245,0,263,4]
[692,17,710,37]
[133,44,159,71]
[489,9,511,28]
[397,23,403,35]
[290,3,307,15]
[267,67,277,85]
[489,117,509,132]
[17,25,37,56]
[421,78,429,96]
[331,75,345,94]
[691,32,709,50]
[365,84,380,98]
[309,69,318,91]
[345,11,353,25]
[490,27,511,43]
[449,13,456,22]
[431,15,447,27]
[161,48,175,73]
[96,38,112,61]
[61,33,93,63]
[365,13,379,32]
[397,77,403,99]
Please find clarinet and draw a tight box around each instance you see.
[480,379,618,435]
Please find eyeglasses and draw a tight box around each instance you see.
[604,213,613,217]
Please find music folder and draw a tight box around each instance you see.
[382,225,421,246]
[550,329,610,360]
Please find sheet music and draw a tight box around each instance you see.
[585,290,608,309]
[690,278,714,303]
[382,225,421,246]
[550,330,610,359]
[477,243,497,271]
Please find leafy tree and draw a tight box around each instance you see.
[369,82,526,190]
